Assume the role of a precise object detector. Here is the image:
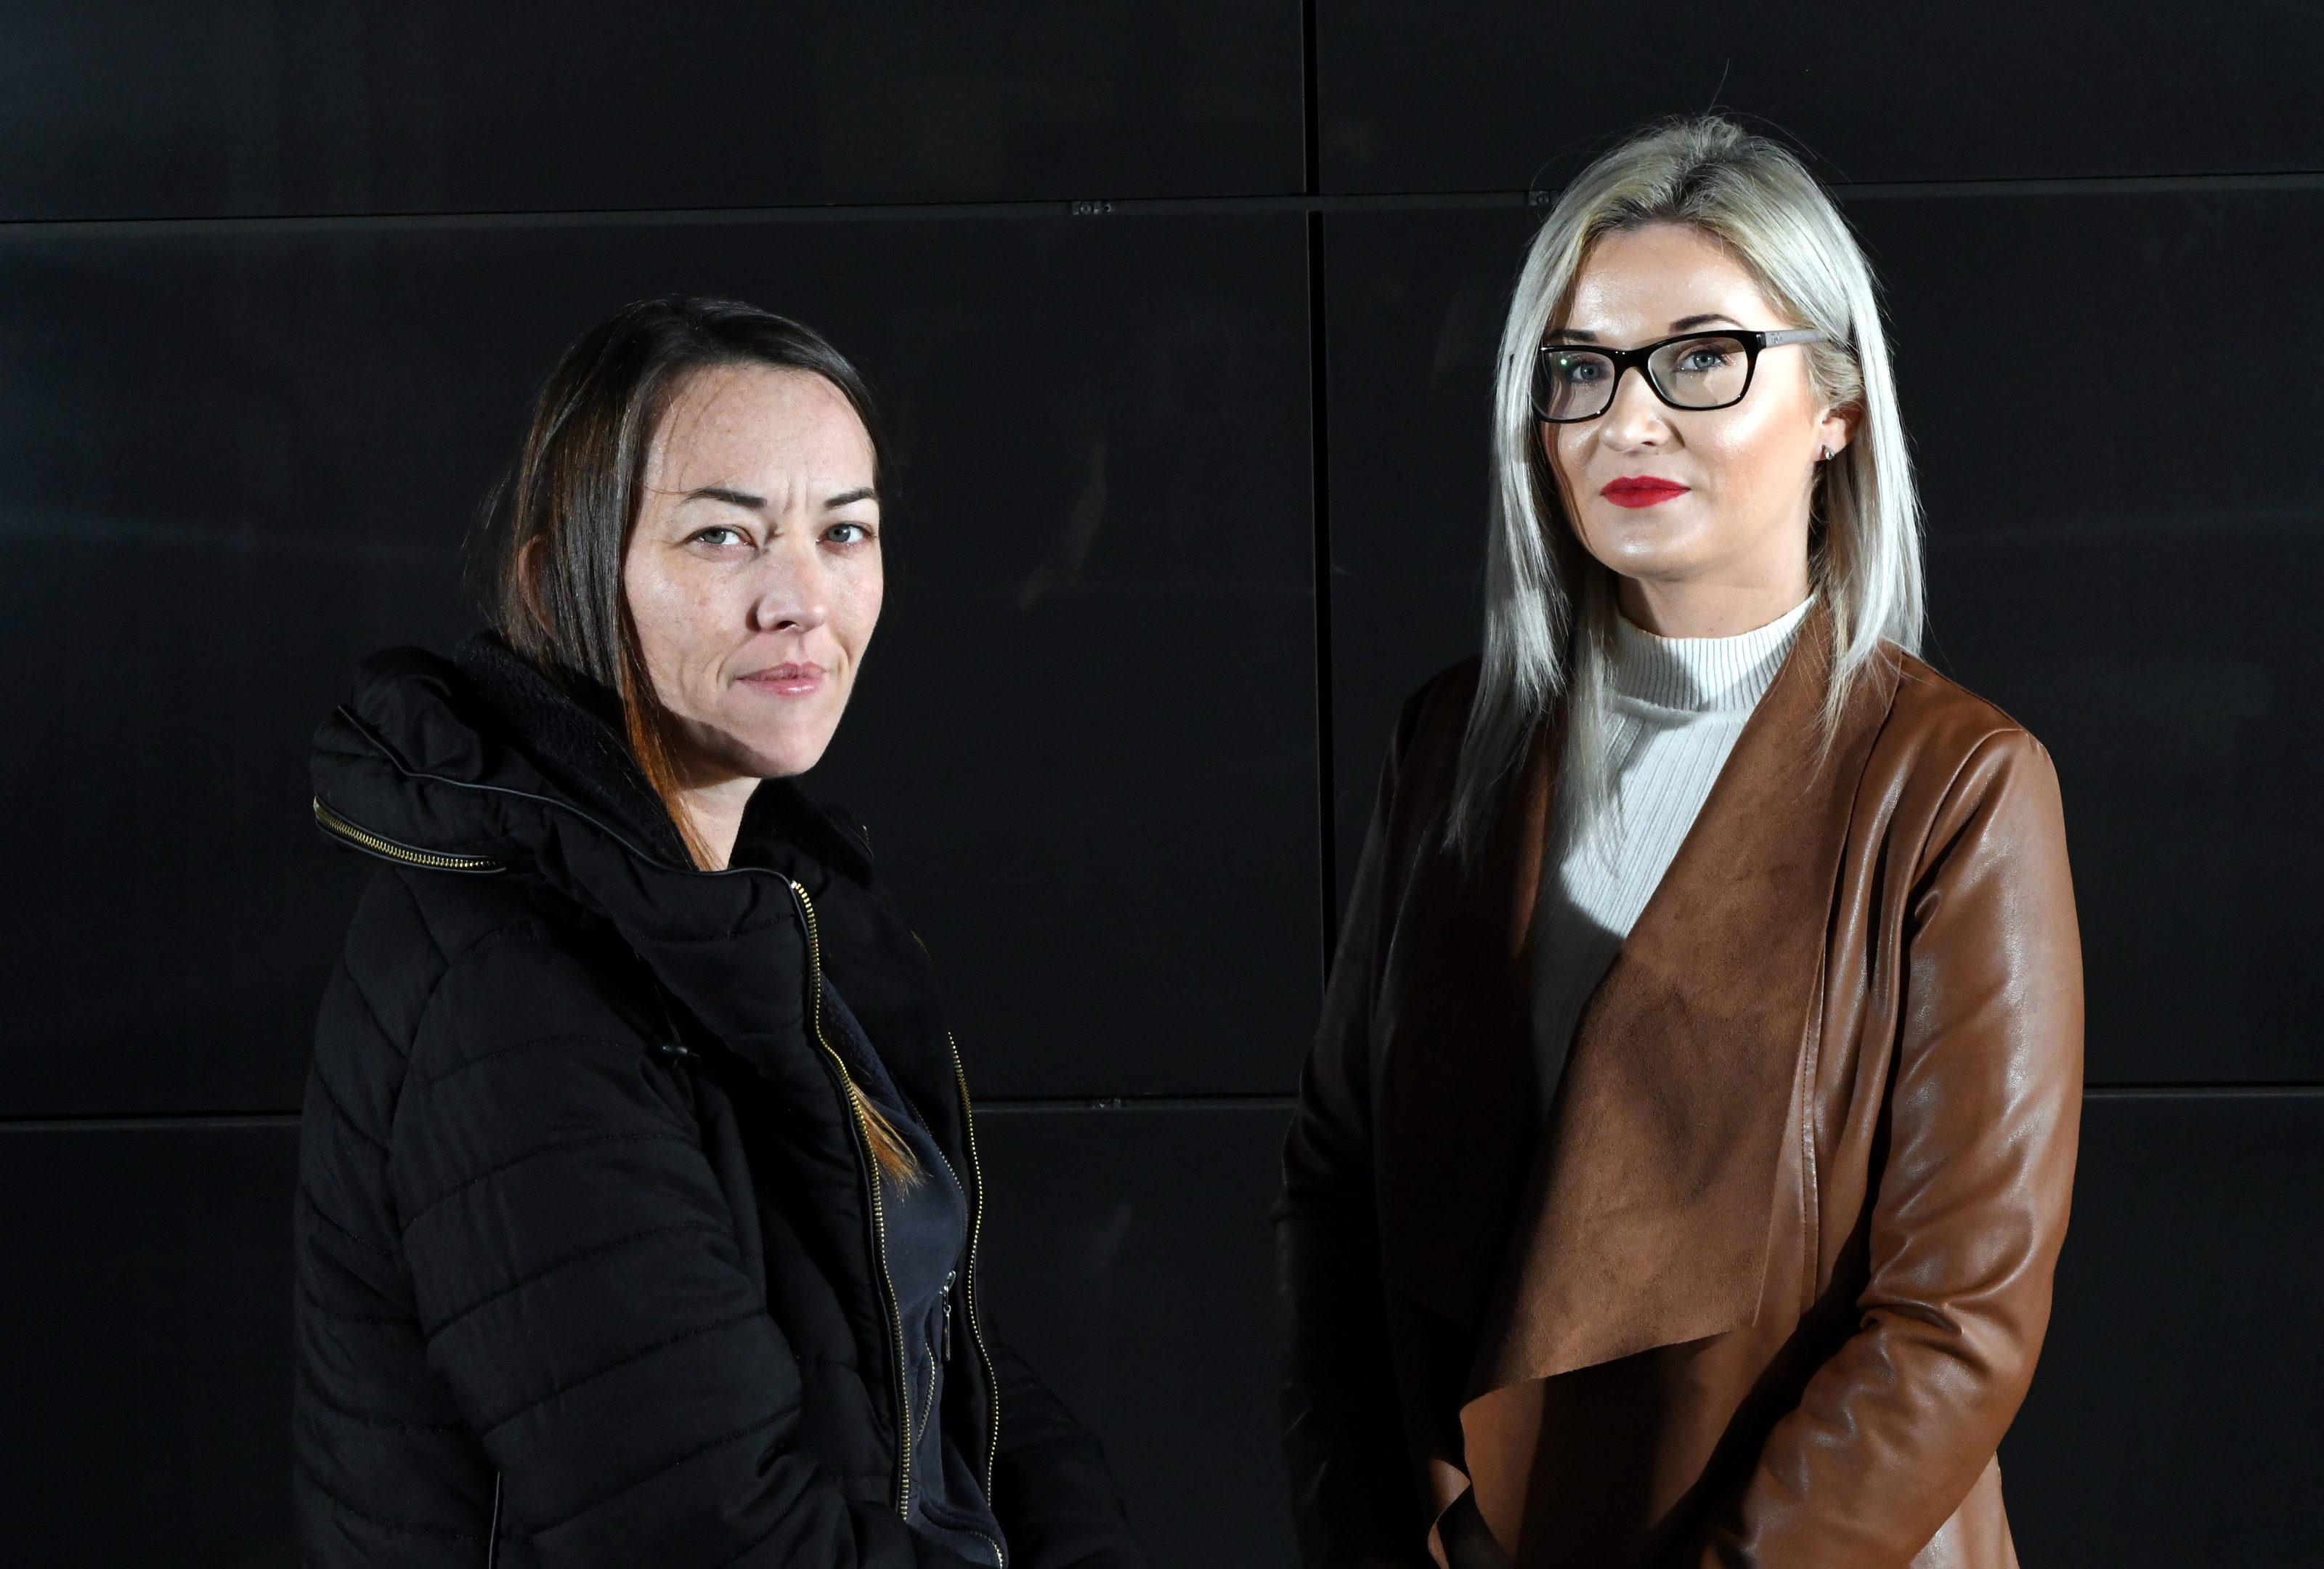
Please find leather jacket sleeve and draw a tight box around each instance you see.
[1275,731,1436,1569]
[1692,730,2085,1565]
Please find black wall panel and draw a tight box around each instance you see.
[0,2,1306,221]
[977,1104,1295,1569]
[1316,2,2324,195]
[4,1,2317,1562]
[1317,204,1533,898]
[0,1119,298,1565]
[1856,188,2324,1087]
[1320,190,2324,1087]
[2002,1091,2324,1564]
[0,208,1318,1116]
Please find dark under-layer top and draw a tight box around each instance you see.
[823,981,1009,1569]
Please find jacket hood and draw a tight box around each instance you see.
[310,635,959,1141]
[314,633,874,886]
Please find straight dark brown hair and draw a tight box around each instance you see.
[487,295,917,1183]
[489,295,886,862]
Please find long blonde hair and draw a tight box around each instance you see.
[1447,116,1922,856]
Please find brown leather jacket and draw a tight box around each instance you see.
[1276,623,2082,1569]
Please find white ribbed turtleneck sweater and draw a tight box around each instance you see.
[1529,596,1813,1111]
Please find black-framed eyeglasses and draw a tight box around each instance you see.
[1531,328,1830,423]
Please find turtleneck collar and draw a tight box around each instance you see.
[1609,594,1814,713]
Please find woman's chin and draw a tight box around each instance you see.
[734,726,842,781]
[1589,542,1705,588]
[675,715,838,784]
[1580,513,1698,567]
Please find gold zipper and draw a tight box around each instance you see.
[947,1031,1002,1504]
[318,800,953,1527]
[791,880,915,1523]
[312,798,503,873]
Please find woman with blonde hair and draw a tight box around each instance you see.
[1277,118,2081,1568]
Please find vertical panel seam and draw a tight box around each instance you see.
[1306,208,1337,987]
[1300,0,1321,196]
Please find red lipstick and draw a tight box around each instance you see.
[742,661,825,697]
[1600,475,1689,508]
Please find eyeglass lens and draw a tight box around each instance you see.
[1534,335,1755,421]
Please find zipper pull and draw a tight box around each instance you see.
[942,1271,956,1363]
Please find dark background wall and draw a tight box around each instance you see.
[1,4,2318,1563]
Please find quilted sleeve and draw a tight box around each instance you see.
[390,925,979,1569]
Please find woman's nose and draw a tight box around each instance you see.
[748,538,833,633]
[1600,365,1670,447]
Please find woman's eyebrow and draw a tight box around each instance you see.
[1547,314,1746,346]
[683,485,765,509]
[823,487,877,508]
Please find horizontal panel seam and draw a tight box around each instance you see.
[9,1084,2324,1129]
[7,169,2322,238]
[2081,1083,2324,1098]
[0,1113,301,1130]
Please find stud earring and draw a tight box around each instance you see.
[1817,445,1832,462]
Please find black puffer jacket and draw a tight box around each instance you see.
[295,636,1145,1569]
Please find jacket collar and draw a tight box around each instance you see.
[1374,607,1901,1390]
[452,633,878,885]
[309,637,959,1142]
[452,633,695,865]
[314,633,874,911]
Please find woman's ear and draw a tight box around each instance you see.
[1817,400,1863,461]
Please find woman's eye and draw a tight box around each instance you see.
[690,525,746,548]
[1671,343,1737,376]
[824,522,870,545]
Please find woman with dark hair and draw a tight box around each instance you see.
[296,296,1145,1569]
[1277,119,2081,1568]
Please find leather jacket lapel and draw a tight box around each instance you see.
[1469,615,1899,1392]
